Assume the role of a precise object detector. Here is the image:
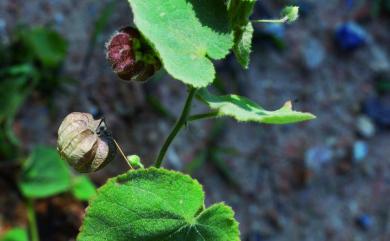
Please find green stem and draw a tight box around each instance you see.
[187,111,219,122]
[252,17,288,23]
[27,199,39,241]
[154,87,197,168]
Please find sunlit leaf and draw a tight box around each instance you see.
[198,89,316,124]
[78,168,240,241]
[128,0,234,87]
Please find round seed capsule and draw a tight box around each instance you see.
[57,112,116,173]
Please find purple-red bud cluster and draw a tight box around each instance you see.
[106,27,161,82]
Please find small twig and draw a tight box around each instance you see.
[113,139,133,170]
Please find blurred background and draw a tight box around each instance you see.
[0,0,390,240]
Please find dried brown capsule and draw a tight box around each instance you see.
[57,112,116,173]
[106,26,161,82]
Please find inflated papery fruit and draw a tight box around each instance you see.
[57,112,116,173]
[106,26,161,82]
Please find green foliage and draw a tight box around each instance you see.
[281,6,299,23]
[128,0,234,87]
[198,89,316,124]
[55,1,317,241]
[0,65,36,159]
[78,168,239,241]
[71,176,97,201]
[127,155,144,169]
[0,26,70,161]
[227,0,256,68]
[20,27,68,67]
[0,228,28,241]
[233,22,254,69]
[0,67,32,122]
[19,146,71,198]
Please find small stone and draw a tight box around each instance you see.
[355,214,373,231]
[353,140,368,162]
[356,115,376,138]
[363,96,390,127]
[335,22,368,51]
[305,145,334,171]
[301,38,325,69]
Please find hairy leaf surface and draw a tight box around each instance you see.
[128,0,234,87]
[227,0,256,68]
[78,168,240,241]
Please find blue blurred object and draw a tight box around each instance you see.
[263,23,285,39]
[353,141,368,162]
[335,22,368,51]
[346,0,354,9]
[355,214,373,231]
[363,97,390,127]
[245,232,264,241]
[294,1,315,17]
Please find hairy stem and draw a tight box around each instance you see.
[27,199,39,241]
[154,87,197,168]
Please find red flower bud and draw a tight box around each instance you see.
[106,27,161,82]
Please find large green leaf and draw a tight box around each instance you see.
[128,0,234,87]
[0,228,28,241]
[78,168,240,241]
[198,89,316,124]
[19,146,71,198]
[227,0,256,68]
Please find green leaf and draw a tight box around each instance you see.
[233,22,254,68]
[78,168,240,241]
[281,6,299,23]
[0,77,29,122]
[128,0,234,87]
[227,0,256,68]
[19,146,71,198]
[126,155,144,169]
[198,89,316,124]
[22,27,68,67]
[71,176,97,201]
[0,228,28,241]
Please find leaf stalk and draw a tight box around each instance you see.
[154,86,197,168]
[27,199,39,241]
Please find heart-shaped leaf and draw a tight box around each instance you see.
[78,168,240,241]
[128,0,234,87]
